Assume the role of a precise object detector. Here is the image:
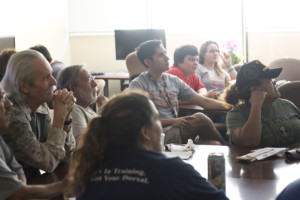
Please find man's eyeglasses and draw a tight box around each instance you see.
[207,49,220,54]
[271,79,276,84]
[87,76,95,83]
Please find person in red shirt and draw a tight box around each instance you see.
[166,45,218,98]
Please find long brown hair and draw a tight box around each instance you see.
[224,80,263,106]
[199,40,224,77]
[65,90,154,197]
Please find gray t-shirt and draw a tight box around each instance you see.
[226,98,300,148]
[129,72,196,119]
[196,64,229,93]
[0,136,24,200]
[71,104,97,138]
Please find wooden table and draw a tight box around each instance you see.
[27,162,70,200]
[27,145,300,200]
[186,145,300,200]
[95,72,129,97]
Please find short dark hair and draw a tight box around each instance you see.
[173,45,198,67]
[135,40,162,68]
[0,48,17,78]
[29,44,52,63]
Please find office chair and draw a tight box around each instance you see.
[278,81,300,109]
[125,52,147,82]
[269,58,300,81]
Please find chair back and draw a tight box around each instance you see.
[95,79,105,95]
[268,58,300,81]
[278,81,300,109]
[125,52,147,81]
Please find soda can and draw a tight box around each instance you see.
[207,152,226,192]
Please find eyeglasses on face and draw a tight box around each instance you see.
[271,79,276,84]
[87,76,95,83]
[207,49,220,54]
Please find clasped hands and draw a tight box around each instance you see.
[53,89,75,124]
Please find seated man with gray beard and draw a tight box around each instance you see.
[57,65,107,146]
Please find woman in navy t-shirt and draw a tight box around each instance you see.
[65,90,228,200]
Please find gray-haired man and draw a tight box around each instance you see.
[57,65,107,146]
[1,50,76,178]
[0,87,65,199]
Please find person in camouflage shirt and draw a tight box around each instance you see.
[0,50,76,178]
[0,87,66,200]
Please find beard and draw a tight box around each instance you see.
[76,88,97,106]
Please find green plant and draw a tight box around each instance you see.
[222,40,243,65]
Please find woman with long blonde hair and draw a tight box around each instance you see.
[198,40,237,94]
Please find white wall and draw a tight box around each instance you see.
[2,0,300,97]
[69,35,127,95]
[0,0,70,64]
[247,31,300,65]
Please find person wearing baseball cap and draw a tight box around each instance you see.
[225,60,300,148]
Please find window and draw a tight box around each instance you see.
[244,0,300,31]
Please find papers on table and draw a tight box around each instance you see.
[163,151,193,160]
[236,147,287,162]
[163,139,195,160]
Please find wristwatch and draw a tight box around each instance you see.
[64,117,72,126]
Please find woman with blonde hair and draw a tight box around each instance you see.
[198,40,237,94]
[65,90,228,200]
